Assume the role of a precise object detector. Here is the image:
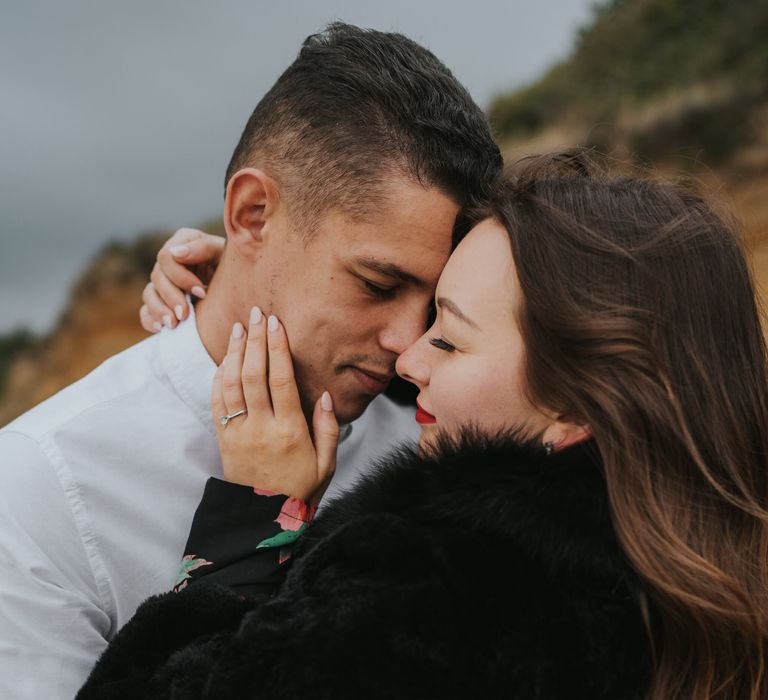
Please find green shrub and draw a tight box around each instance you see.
[488,0,768,144]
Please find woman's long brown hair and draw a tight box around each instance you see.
[488,151,768,699]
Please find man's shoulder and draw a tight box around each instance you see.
[344,394,420,457]
[363,394,418,434]
[1,333,163,444]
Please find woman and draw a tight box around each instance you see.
[78,153,768,699]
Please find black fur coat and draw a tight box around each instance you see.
[78,437,651,699]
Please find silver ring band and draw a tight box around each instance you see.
[219,408,247,426]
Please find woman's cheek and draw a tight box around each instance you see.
[462,366,500,416]
[461,362,527,433]
[428,356,525,439]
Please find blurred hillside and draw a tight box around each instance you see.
[2,0,768,425]
[488,0,768,305]
[0,222,223,426]
[489,0,767,166]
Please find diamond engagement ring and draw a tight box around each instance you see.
[219,408,247,426]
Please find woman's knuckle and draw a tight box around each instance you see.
[222,377,242,393]
[241,368,262,384]
[286,422,308,443]
[270,374,291,391]
[282,435,302,452]
[275,422,295,439]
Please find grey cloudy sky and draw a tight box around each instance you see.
[0,0,595,334]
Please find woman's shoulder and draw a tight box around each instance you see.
[270,435,650,698]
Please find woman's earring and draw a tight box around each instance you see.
[543,441,554,456]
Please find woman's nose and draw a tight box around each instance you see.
[395,333,431,387]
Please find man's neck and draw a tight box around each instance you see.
[194,263,242,366]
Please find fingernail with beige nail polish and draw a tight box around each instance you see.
[191,286,206,299]
[163,314,172,328]
[268,315,278,333]
[175,305,184,321]
[250,306,262,325]
[232,322,244,339]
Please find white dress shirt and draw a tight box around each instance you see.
[0,309,418,699]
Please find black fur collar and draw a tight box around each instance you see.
[302,434,626,583]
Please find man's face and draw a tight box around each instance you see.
[262,177,458,424]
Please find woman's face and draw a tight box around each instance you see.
[396,218,555,451]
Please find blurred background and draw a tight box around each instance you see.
[1,0,767,425]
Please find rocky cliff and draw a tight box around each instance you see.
[0,224,226,426]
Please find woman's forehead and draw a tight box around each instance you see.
[438,220,519,319]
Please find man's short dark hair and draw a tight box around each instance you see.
[225,22,502,232]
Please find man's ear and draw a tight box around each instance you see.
[223,168,281,260]
[541,418,592,453]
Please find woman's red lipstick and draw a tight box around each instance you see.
[415,401,437,425]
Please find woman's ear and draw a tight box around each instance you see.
[223,168,280,260]
[542,419,592,452]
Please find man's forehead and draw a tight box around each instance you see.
[320,176,458,235]
[313,181,457,281]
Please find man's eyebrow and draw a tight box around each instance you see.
[355,258,426,288]
[436,296,480,330]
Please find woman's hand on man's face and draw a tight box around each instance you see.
[139,227,225,333]
[211,307,340,504]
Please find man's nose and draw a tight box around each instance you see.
[378,302,429,356]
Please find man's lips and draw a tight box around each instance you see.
[415,401,437,425]
[349,366,394,394]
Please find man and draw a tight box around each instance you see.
[0,23,501,699]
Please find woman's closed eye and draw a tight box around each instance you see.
[429,336,455,352]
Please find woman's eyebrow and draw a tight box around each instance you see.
[436,296,480,330]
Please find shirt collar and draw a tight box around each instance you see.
[339,422,354,443]
[158,303,219,437]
